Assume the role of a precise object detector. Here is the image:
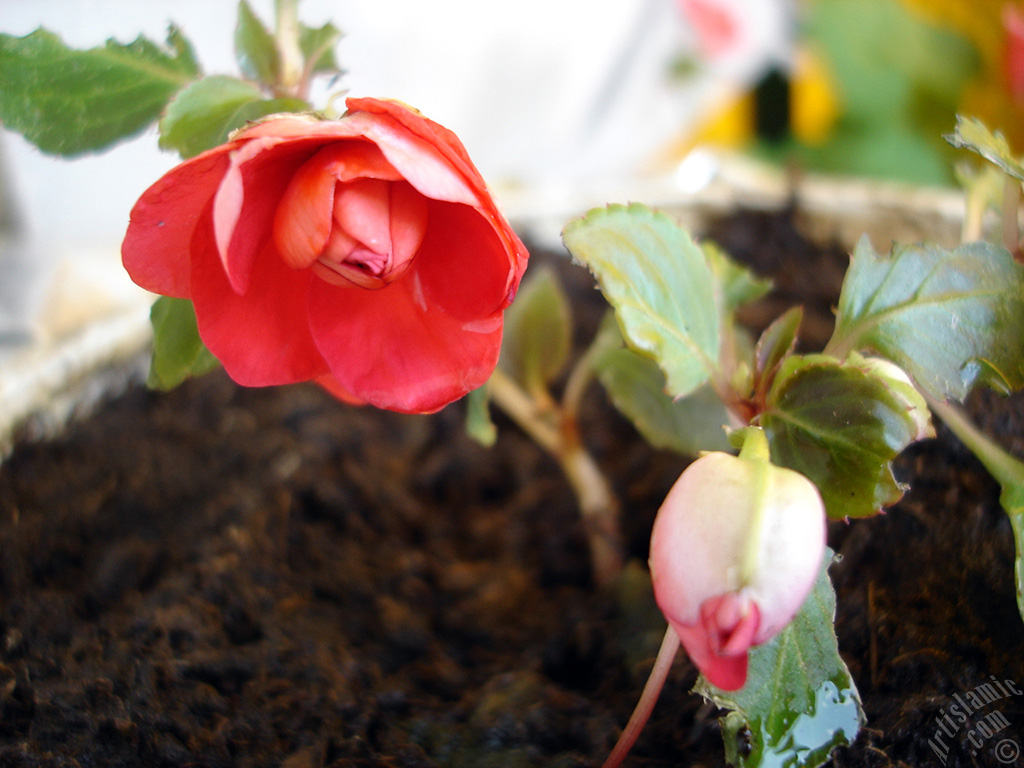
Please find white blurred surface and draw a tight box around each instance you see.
[0,0,791,354]
[1,0,794,245]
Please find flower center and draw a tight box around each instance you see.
[700,592,760,657]
[313,178,429,290]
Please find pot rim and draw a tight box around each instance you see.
[0,153,970,463]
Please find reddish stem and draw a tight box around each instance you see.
[602,626,681,768]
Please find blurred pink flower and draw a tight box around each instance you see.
[677,0,740,58]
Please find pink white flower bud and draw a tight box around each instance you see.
[649,432,826,690]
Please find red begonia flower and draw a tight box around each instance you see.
[122,98,529,413]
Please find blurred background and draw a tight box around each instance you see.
[1,0,1021,360]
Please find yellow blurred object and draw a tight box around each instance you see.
[791,48,839,145]
[686,89,756,150]
[661,44,839,167]
[899,0,1003,61]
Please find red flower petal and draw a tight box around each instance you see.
[346,98,530,302]
[189,207,329,386]
[122,147,233,297]
[341,111,478,208]
[673,620,750,691]
[414,201,515,322]
[314,373,366,406]
[212,137,324,295]
[123,104,528,415]
[232,113,363,142]
[345,98,490,201]
[306,209,505,414]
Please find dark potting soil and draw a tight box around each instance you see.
[1,208,1024,768]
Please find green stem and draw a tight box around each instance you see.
[561,338,601,423]
[737,428,771,585]
[738,426,770,463]
[1002,174,1022,261]
[487,369,625,586]
[487,368,560,453]
[560,439,626,586]
[962,181,985,244]
[925,395,1024,621]
[821,330,852,362]
[601,626,681,768]
[924,395,1024,489]
[274,0,305,97]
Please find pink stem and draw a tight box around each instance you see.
[602,626,681,768]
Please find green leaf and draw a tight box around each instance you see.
[595,347,731,455]
[465,385,497,447]
[235,0,279,85]
[828,237,1024,401]
[562,204,720,399]
[702,240,773,315]
[0,27,200,156]
[300,21,343,76]
[946,115,1024,182]
[500,266,573,393]
[148,297,220,391]
[159,75,308,158]
[167,24,201,76]
[754,306,803,397]
[761,353,931,519]
[698,552,864,768]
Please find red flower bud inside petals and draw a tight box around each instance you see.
[314,179,428,289]
[273,142,405,271]
[703,592,760,656]
[674,593,761,691]
[334,178,394,255]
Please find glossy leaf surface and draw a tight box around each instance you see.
[562,204,719,400]
[235,0,279,85]
[300,21,343,76]
[596,347,732,455]
[828,237,1024,401]
[698,553,864,768]
[761,354,930,519]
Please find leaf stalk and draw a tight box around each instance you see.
[924,394,1024,490]
[487,368,625,585]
